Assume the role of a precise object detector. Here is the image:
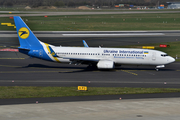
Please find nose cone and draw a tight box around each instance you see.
[169,57,175,63]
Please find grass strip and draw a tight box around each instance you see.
[0,86,180,99]
[0,13,180,31]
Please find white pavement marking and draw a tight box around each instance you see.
[62,33,165,37]
[0,33,165,37]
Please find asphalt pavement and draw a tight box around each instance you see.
[0,56,179,88]
[1,10,180,17]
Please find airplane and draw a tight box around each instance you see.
[14,16,175,71]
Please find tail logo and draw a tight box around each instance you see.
[18,27,30,39]
[52,52,55,56]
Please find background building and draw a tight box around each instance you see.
[167,2,180,9]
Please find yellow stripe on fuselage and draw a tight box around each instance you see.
[44,43,61,63]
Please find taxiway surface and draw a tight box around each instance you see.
[1,11,180,17]
[0,31,180,48]
[0,57,179,88]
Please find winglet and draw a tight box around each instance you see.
[83,40,89,48]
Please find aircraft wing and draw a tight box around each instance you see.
[61,56,100,65]
[62,57,99,62]
[63,56,114,69]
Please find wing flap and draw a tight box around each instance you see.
[62,57,99,62]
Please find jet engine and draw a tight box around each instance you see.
[97,60,114,69]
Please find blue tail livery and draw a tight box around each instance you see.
[14,16,60,62]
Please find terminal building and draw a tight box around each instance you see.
[167,2,180,9]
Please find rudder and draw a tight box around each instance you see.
[14,16,42,49]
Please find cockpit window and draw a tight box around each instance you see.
[161,54,168,57]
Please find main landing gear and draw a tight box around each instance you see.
[155,65,165,71]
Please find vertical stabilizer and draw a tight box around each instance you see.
[14,16,42,49]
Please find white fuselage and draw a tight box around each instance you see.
[45,46,175,66]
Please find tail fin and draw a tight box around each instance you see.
[14,16,42,50]
[83,40,89,48]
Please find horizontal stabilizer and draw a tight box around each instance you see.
[18,47,30,51]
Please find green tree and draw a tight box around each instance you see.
[54,1,64,7]
[68,1,75,7]
[3,1,13,7]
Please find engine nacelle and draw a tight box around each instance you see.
[97,60,114,69]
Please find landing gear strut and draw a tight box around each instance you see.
[155,65,165,71]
